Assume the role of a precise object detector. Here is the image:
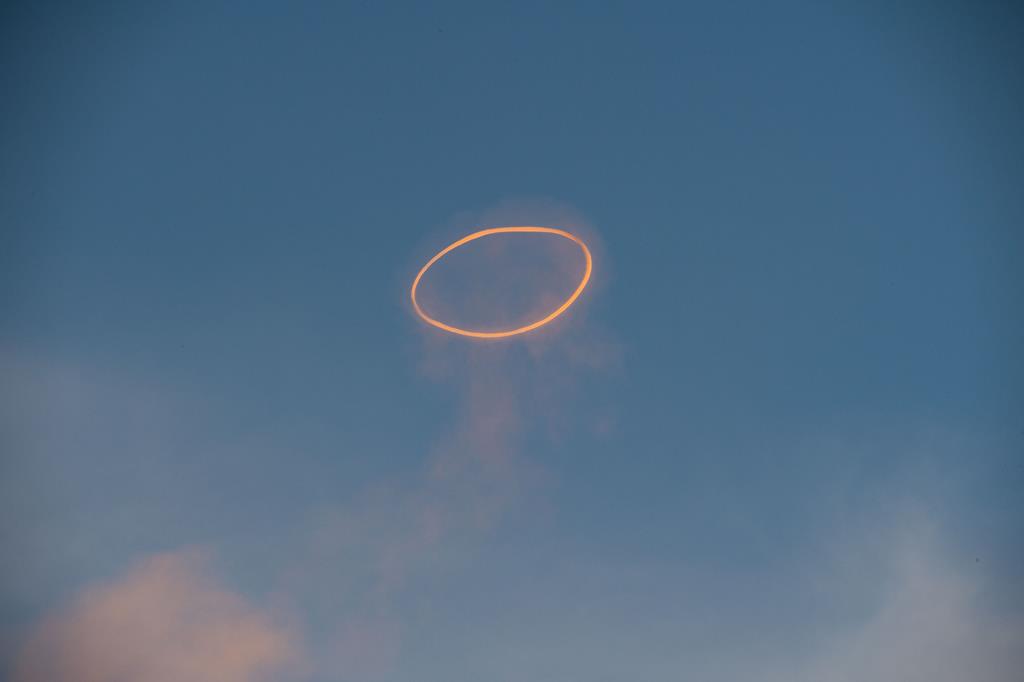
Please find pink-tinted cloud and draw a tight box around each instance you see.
[14,550,301,682]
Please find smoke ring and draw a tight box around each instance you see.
[410,226,593,339]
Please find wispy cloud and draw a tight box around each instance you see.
[286,316,610,677]
[273,203,613,676]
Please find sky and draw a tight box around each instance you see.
[2,1,1022,680]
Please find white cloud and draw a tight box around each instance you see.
[785,517,1023,682]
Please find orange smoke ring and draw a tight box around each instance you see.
[410,226,593,339]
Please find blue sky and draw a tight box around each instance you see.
[2,2,1022,680]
